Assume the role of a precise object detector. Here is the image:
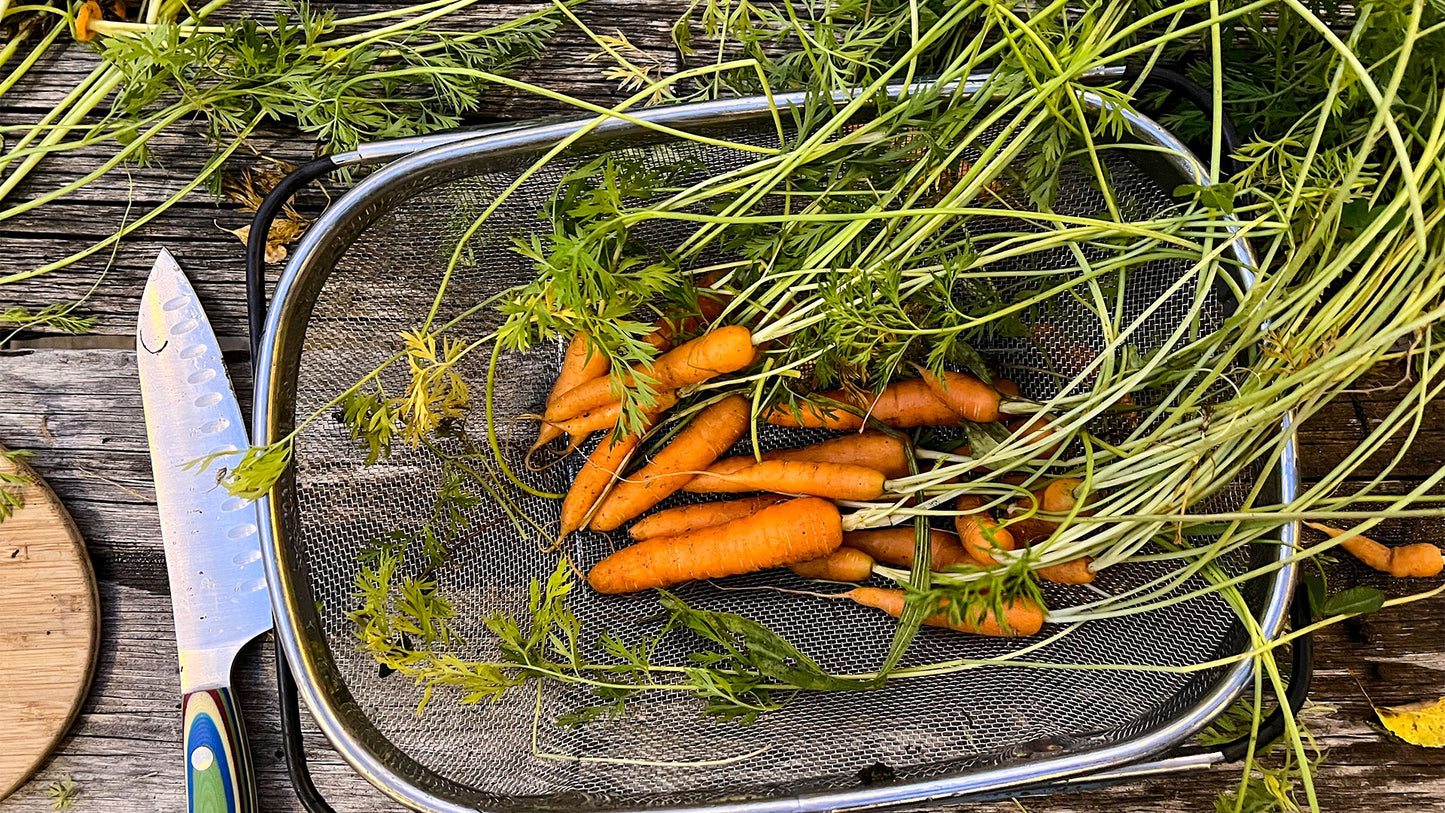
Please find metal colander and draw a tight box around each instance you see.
[253,74,1297,813]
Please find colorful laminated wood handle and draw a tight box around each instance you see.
[182,687,257,813]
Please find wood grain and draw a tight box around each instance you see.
[0,0,690,338]
[0,444,100,800]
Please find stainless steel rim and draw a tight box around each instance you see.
[254,72,1297,813]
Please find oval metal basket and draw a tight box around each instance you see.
[251,71,1299,813]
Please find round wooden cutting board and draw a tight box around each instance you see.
[0,444,100,800]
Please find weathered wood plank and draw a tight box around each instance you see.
[2,237,265,341]
[0,0,695,337]
[0,348,255,591]
[0,0,686,113]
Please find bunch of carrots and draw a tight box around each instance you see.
[526,322,1445,641]
[523,323,1111,639]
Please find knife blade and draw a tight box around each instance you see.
[137,248,269,813]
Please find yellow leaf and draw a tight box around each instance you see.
[1376,697,1445,748]
[220,222,298,264]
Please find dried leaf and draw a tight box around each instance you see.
[223,216,311,263]
[219,165,315,264]
[222,164,298,214]
[225,224,287,263]
[1376,697,1445,748]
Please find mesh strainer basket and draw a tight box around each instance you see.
[250,70,1302,813]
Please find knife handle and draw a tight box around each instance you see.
[183,687,257,813]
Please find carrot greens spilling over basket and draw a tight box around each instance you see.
[7,0,1445,805]
[256,0,1445,788]
[257,0,1445,762]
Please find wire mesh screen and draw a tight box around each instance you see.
[275,115,1276,811]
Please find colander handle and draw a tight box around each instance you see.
[246,157,338,333]
[247,156,343,813]
[1067,586,1314,791]
[1215,585,1315,762]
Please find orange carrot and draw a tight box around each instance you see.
[589,395,750,532]
[642,331,671,352]
[628,495,787,541]
[917,369,1003,423]
[994,378,1022,398]
[959,485,1095,584]
[844,587,1044,637]
[1007,414,1065,459]
[1040,477,1084,512]
[683,455,754,488]
[789,547,876,581]
[546,391,678,443]
[588,497,842,594]
[74,0,102,39]
[842,528,973,571]
[558,398,676,538]
[1035,557,1095,585]
[954,495,1017,565]
[1305,522,1444,578]
[534,332,611,452]
[766,378,958,430]
[1005,477,1088,542]
[647,291,734,351]
[548,326,756,422]
[681,459,887,500]
[547,403,622,441]
[738,431,911,478]
[560,430,643,539]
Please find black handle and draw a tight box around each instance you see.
[273,641,338,813]
[1217,586,1314,762]
[246,157,337,345]
[1118,65,1243,177]
[246,156,341,813]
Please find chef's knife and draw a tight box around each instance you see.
[137,249,271,813]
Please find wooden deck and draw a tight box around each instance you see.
[1,6,1442,809]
